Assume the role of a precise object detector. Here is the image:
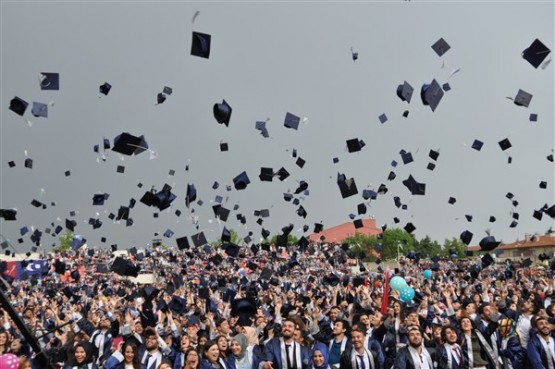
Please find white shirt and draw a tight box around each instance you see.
[516,314,532,347]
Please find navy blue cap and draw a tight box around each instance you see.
[522,38,551,68]
[191,31,211,59]
[471,139,484,151]
[421,79,444,112]
[40,72,59,90]
[233,171,250,190]
[284,112,300,130]
[431,37,450,56]
[514,89,533,107]
[112,132,148,156]
[396,81,414,103]
[214,99,232,126]
[402,175,426,195]
[99,82,112,95]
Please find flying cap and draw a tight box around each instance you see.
[522,39,551,68]
[460,230,473,245]
[296,157,306,168]
[346,138,364,153]
[479,236,501,251]
[404,222,416,233]
[99,82,112,95]
[471,139,484,151]
[402,175,426,195]
[431,37,450,56]
[337,174,358,198]
[284,112,300,130]
[259,167,274,182]
[513,89,533,107]
[191,31,211,58]
[396,81,414,103]
[40,72,59,90]
[31,102,48,118]
[0,209,17,221]
[401,151,413,165]
[379,114,388,124]
[277,167,289,181]
[9,97,28,116]
[481,253,495,268]
[112,132,148,156]
[421,79,444,112]
[214,100,232,126]
[498,138,512,151]
[192,232,207,247]
[429,149,440,161]
[233,171,250,190]
[220,142,229,152]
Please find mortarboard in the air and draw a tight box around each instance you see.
[443,83,451,92]
[337,174,358,198]
[479,236,501,251]
[512,212,520,220]
[357,203,367,215]
[429,149,440,161]
[163,229,174,238]
[471,139,484,151]
[533,210,543,221]
[116,206,130,221]
[295,157,306,168]
[156,93,166,105]
[421,79,444,112]
[377,113,388,124]
[498,138,512,151]
[362,189,377,200]
[7,161,16,168]
[259,167,274,182]
[509,220,518,228]
[176,236,190,250]
[9,97,28,116]
[346,138,364,153]
[481,253,495,269]
[225,243,240,258]
[192,232,207,247]
[233,171,250,190]
[112,132,148,156]
[99,82,112,95]
[111,257,140,277]
[220,142,229,152]
[126,218,134,227]
[90,218,102,229]
[163,86,173,95]
[401,151,413,165]
[431,37,451,56]
[513,89,533,107]
[314,223,324,233]
[115,165,125,174]
[512,200,519,207]
[213,205,230,221]
[24,158,33,169]
[191,31,211,58]
[277,167,289,181]
[460,230,473,245]
[402,175,426,195]
[522,39,551,68]
[64,170,71,177]
[465,215,473,222]
[448,197,456,205]
[31,102,48,118]
[404,222,416,233]
[351,47,358,61]
[209,254,223,266]
[214,99,232,126]
[396,81,414,103]
[427,162,436,171]
[30,199,43,208]
[394,196,402,208]
[506,192,514,199]
[540,181,547,189]
[489,216,496,223]
[296,205,307,218]
[284,112,300,130]
[529,113,539,122]
[185,183,197,208]
[214,195,223,204]
[92,193,109,206]
[298,236,309,249]
[402,110,409,118]
[221,227,231,243]
[39,72,59,90]
[353,219,364,229]
[261,228,270,239]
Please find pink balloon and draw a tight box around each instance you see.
[0,354,20,369]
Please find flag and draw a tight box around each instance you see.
[381,269,392,314]
[17,259,48,280]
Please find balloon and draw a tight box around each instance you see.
[390,276,408,291]
[423,269,433,279]
[0,354,20,369]
[400,286,415,303]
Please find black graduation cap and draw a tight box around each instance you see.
[65,218,77,232]
[112,132,148,156]
[225,243,240,258]
[297,206,307,218]
[509,220,518,228]
[233,171,250,190]
[314,223,324,233]
[498,138,512,151]
[539,181,548,189]
[212,205,230,221]
[24,158,33,169]
[428,149,440,161]
[295,157,306,168]
[346,138,364,153]
[191,31,211,58]
[192,232,207,247]
[30,199,43,208]
[404,222,416,234]
[260,267,273,280]
[402,175,426,195]
[0,208,16,221]
[522,38,551,68]
[99,82,112,95]
[481,253,495,268]
[163,229,174,238]
[421,79,444,112]
[443,83,451,92]
[357,203,367,215]
[156,93,167,105]
[397,81,414,103]
[514,89,533,107]
[284,112,300,130]
[401,151,414,165]
[471,139,484,151]
[111,257,140,277]
[39,72,59,90]
[378,113,388,124]
[259,167,274,182]
[214,99,232,126]
[447,197,457,205]
[353,219,364,229]
[460,230,473,245]
[431,37,451,56]
[427,162,436,171]
[9,96,28,116]
[168,296,188,315]
[533,210,543,221]
[337,174,358,198]
[479,236,501,251]
[221,227,231,243]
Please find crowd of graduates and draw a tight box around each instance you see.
[0,241,554,369]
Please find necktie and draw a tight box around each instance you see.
[453,345,461,364]
[357,355,366,369]
[145,353,152,369]
[286,344,293,369]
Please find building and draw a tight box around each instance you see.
[467,233,555,259]
[308,218,382,243]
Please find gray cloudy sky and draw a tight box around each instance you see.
[1,1,554,252]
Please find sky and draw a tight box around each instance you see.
[1,0,554,253]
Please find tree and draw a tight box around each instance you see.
[343,233,379,262]
[443,237,468,258]
[380,229,415,260]
[414,235,443,258]
[270,233,298,246]
[54,230,74,253]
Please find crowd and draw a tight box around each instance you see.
[0,241,554,369]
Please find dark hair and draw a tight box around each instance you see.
[121,341,141,369]
[184,347,200,369]
[335,319,350,335]
[440,325,457,342]
[202,340,219,360]
[350,323,366,335]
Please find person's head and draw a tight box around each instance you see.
[157,360,172,369]
[465,303,476,315]
[350,324,366,352]
[432,325,443,342]
[18,356,32,369]
[134,320,144,335]
[460,316,473,333]
[216,335,228,353]
[370,311,383,327]
[478,303,492,322]
[498,318,516,338]
[216,318,231,335]
[281,319,296,341]
[311,342,329,369]
[358,314,370,328]
[534,316,552,338]
[73,341,94,364]
[197,330,210,347]
[230,334,248,358]
[122,341,141,367]
[180,335,191,352]
[202,340,220,364]
[519,297,535,314]
[333,319,349,338]
[184,348,200,369]
[0,330,9,345]
[144,328,159,352]
[99,315,111,330]
[329,306,340,322]
[441,325,458,345]
[407,326,423,348]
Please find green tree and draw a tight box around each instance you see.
[54,230,74,253]
[414,235,443,258]
[380,228,415,260]
[443,237,468,258]
[270,233,298,246]
[343,233,379,262]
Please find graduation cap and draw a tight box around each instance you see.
[111,257,140,277]
[362,189,377,200]
[404,222,416,234]
[427,162,436,171]
[163,229,174,238]
[65,219,77,232]
[284,112,300,130]
[117,206,130,220]
[357,203,367,215]
[471,139,484,151]
[443,83,451,92]
[185,183,197,208]
[337,174,358,198]
[213,99,232,126]
[9,96,28,116]
[168,296,188,315]
[421,79,444,112]
[448,197,456,205]
[219,142,229,152]
[30,199,43,208]
[530,113,538,122]
[378,113,388,124]
[112,132,148,156]
[233,171,250,190]
[460,230,473,245]
[31,102,48,118]
[7,161,15,168]
[479,236,501,251]
[401,151,413,165]
[314,223,324,233]
[192,232,207,247]
[514,89,533,107]
[522,38,551,68]
[540,181,548,189]
[24,158,33,169]
[498,138,512,151]
[92,193,109,206]
[428,149,440,161]
[225,243,240,258]
[296,157,306,168]
[213,205,230,221]
[481,253,495,268]
[156,93,167,104]
[191,31,211,58]
[277,167,290,181]
[99,82,112,95]
[402,175,426,195]
[396,81,414,103]
[346,138,364,153]
[39,72,59,90]
[353,219,364,229]
[533,210,543,221]
[431,37,450,56]
[259,167,274,182]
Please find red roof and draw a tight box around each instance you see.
[308,218,382,243]
[467,234,555,251]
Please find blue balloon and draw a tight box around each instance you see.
[423,269,433,279]
[390,276,408,291]
[400,286,415,303]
